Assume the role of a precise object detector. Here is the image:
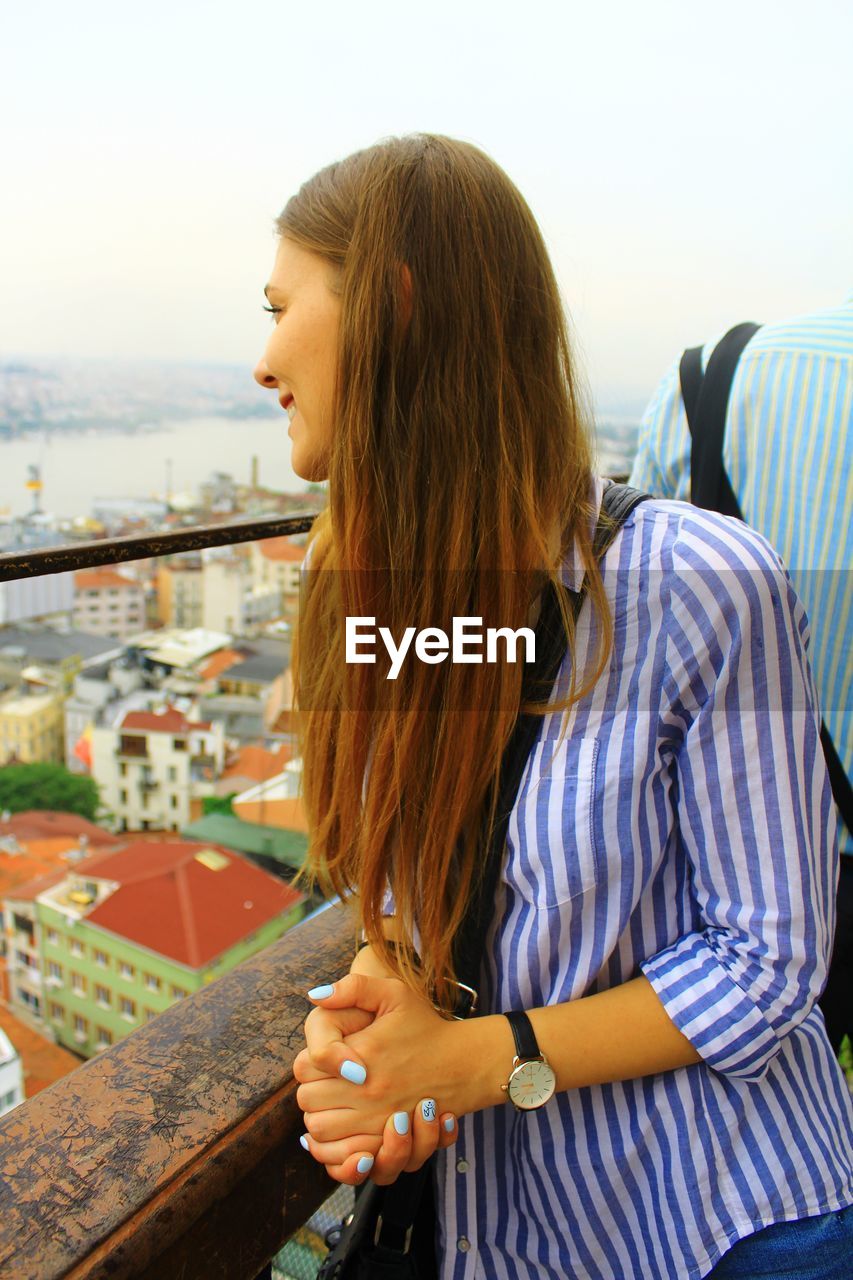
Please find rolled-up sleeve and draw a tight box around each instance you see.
[640,513,838,1081]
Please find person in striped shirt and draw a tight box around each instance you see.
[628,302,852,1058]
[255,137,853,1278]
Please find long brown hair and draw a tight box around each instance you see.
[281,135,610,1004]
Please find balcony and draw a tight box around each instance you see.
[0,512,350,1278]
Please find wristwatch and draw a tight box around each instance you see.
[500,1010,557,1111]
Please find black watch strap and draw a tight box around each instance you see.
[503,1010,540,1061]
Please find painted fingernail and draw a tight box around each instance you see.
[307,984,334,1000]
[299,1134,310,1151]
[393,1111,409,1135]
[444,1116,455,1132]
[421,1099,437,1122]
[340,1059,367,1085]
[356,1155,374,1174]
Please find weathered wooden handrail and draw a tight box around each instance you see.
[0,903,356,1280]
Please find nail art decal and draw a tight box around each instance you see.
[421,1099,437,1122]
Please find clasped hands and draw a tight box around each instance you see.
[294,972,473,1185]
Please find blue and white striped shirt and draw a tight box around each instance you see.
[435,484,853,1279]
[629,299,853,854]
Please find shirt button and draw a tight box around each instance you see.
[457,1237,471,1253]
[456,1158,470,1173]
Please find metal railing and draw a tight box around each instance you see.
[0,902,354,1279]
[0,509,343,1280]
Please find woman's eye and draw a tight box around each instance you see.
[263,304,284,320]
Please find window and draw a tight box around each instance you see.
[144,973,162,992]
[70,972,87,997]
[170,984,188,999]
[95,984,111,1007]
[119,788,128,803]
[167,766,177,782]
[172,738,187,751]
[119,961,135,980]
[119,762,127,777]
[119,996,136,1020]
[69,938,84,958]
[46,927,59,946]
[170,794,178,809]
[47,960,63,985]
[49,1001,64,1022]
[73,1013,88,1041]
[94,1026,113,1050]
[94,949,109,968]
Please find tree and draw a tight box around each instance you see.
[0,763,101,821]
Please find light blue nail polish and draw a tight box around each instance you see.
[356,1155,374,1174]
[421,1099,437,1122]
[444,1117,455,1132]
[393,1111,409,1135]
[299,1134,310,1150]
[340,1059,367,1085]
[307,983,334,1000]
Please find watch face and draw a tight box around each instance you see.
[507,1059,557,1110]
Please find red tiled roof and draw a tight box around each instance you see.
[74,569,141,591]
[78,840,302,968]
[221,743,292,783]
[0,1000,82,1097]
[258,537,305,564]
[121,708,211,733]
[0,812,116,845]
[198,648,246,681]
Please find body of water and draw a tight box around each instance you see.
[1,415,639,525]
[1,416,304,522]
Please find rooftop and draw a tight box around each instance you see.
[257,536,306,564]
[73,569,141,591]
[36,839,304,968]
[0,627,121,666]
[181,814,308,871]
[121,706,212,734]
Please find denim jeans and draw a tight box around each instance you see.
[705,1207,853,1279]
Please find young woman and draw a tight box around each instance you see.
[254,135,853,1279]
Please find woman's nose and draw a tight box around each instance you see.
[253,358,278,389]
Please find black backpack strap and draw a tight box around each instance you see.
[451,484,648,1006]
[821,723,853,838]
[679,344,704,436]
[685,321,760,517]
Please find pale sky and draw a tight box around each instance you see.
[3,0,852,409]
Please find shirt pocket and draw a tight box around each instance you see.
[504,734,603,910]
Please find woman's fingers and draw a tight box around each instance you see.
[300,1003,375,1082]
[299,1130,383,1168]
[370,1110,416,1186]
[437,1111,458,1149]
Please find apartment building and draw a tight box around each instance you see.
[72,569,146,641]
[91,707,225,832]
[201,552,280,637]
[250,537,304,608]
[4,839,304,1059]
[156,556,204,629]
[0,689,64,765]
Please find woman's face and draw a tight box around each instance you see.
[253,237,341,482]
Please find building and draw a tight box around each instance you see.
[0,688,65,765]
[0,627,123,697]
[231,761,308,834]
[91,706,225,832]
[72,569,146,641]
[181,812,308,883]
[250,536,305,607]
[4,839,304,1060]
[201,550,280,637]
[0,1028,24,1117]
[156,555,204,630]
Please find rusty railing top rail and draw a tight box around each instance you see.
[0,902,355,1280]
[0,513,320,582]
